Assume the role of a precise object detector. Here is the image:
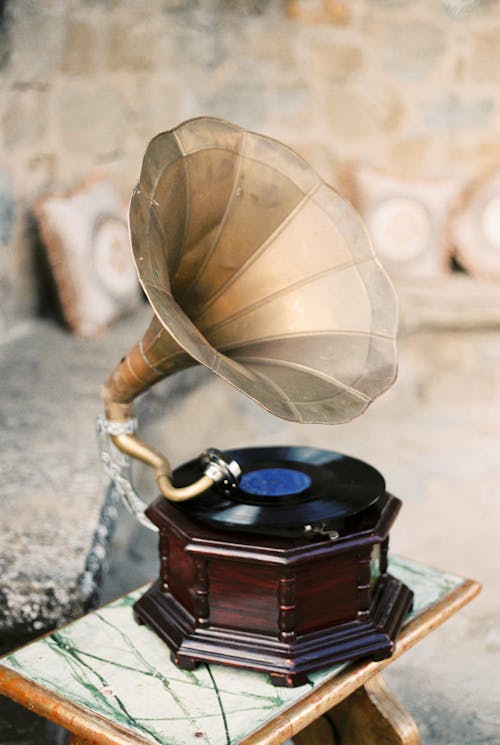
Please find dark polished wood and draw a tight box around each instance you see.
[134,492,413,686]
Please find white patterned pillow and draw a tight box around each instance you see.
[35,179,141,337]
[342,164,460,278]
[450,167,500,281]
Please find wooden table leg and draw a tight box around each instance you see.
[324,673,421,745]
[69,736,90,745]
[294,714,338,745]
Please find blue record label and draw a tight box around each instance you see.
[240,468,312,497]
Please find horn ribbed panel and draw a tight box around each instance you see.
[129,117,398,424]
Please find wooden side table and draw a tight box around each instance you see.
[0,558,480,745]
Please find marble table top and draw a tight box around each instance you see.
[0,557,466,745]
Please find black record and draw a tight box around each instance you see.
[172,446,385,538]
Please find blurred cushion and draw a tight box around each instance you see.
[450,167,500,281]
[341,164,459,278]
[35,178,141,337]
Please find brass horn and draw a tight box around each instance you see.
[100,117,398,506]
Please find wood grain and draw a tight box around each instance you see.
[0,574,480,745]
[134,494,412,685]
[327,674,421,745]
[239,578,480,745]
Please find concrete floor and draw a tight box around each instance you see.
[99,326,500,745]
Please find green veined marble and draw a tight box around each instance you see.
[1,558,464,745]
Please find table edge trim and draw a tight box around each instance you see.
[0,577,481,745]
[237,577,481,745]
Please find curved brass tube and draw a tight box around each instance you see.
[101,329,218,503]
[156,473,214,502]
[109,428,216,503]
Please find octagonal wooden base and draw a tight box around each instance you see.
[134,492,413,687]
[135,572,412,687]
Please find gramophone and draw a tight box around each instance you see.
[98,117,413,687]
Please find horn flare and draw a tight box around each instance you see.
[128,116,398,424]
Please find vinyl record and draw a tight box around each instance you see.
[172,446,385,538]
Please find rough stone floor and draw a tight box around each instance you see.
[2,327,500,744]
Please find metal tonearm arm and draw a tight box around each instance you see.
[99,330,240,512]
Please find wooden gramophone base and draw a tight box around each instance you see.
[134,572,413,687]
[133,492,413,687]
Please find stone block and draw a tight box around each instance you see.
[166,12,229,70]
[107,17,157,72]
[324,84,403,143]
[7,2,65,81]
[0,170,15,247]
[25,153,59,194]
[2,89,49,151]
[473,139,500,171]
[286,0,352,25]
[61,19,97,76]
[365,16,447,80]
[388,136,435,178]
[240,25,295,70]
[122,77,183,141]
[0,303,247,652]
[470,29,500,84]
[0,6,11,71]
[57,81,127,157]
[0,308,154,648]
[162,0,198,9]
[272,83,312,124]
[0,275,12,341]
[217,0,272,13]
[203,81,270,131]
[442,0,485,16]
[425,94,494,130]
[308,40,364,82]
[4,209,39,322]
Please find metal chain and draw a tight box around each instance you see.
[96,417,158,532]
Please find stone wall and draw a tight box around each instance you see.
[1,0,500,337]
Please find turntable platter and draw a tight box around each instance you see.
[172,446,385,538]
